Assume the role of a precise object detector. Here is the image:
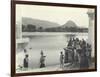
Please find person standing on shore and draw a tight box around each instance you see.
[40,50,46,68]
[79,39,89,69]
[23,54,29,69]
[60,51,64,69]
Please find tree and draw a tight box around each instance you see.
[22,24,26,32]
[27,24,36,32]
[38,27,43,32]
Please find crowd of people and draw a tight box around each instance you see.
[20,37,92,70]
[64,37,92,69]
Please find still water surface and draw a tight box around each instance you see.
[16,32,88,69]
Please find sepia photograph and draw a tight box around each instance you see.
[11,1,97,76]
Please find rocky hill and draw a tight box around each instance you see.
[62,20,78,28]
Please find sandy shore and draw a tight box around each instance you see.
[16,61,95,73]
[16,63,72,73]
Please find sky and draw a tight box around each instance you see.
[16,4,94,28]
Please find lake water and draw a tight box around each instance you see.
[16,32,88,70]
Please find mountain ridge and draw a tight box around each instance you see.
[22,17,88,32]
[22,17,61,29]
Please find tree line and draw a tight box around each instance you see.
[22,24,88,32]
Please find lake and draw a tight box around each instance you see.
[16,32,88,70]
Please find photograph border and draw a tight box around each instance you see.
[11,0,97,77]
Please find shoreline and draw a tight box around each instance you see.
[22,32,88,36]
[16,62,95,73]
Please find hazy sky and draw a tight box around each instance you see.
[16,4,94,28]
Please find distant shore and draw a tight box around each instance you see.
[22,32,88,36]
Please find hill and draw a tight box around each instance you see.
[62,20,78,28]
[22,17,60,29]
[22,17,88,32]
